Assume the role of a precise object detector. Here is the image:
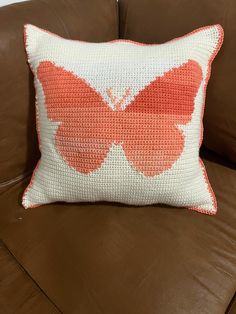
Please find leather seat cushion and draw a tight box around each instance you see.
[0,241,59,314]
[0,152,235,314]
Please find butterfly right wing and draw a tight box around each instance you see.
[123,60,203,176]
[37,61,113,174]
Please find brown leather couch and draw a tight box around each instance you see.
[0,0,235,313]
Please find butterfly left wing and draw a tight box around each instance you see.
[123,60,203,176]
[37,61,114,174]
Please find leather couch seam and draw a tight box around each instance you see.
[0,240,63,313]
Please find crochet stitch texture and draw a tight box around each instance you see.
[23,24,223,214]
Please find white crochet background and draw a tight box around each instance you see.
[23,24,223,214]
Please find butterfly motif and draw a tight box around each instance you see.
[37,60,202,176]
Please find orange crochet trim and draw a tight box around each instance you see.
[188,25,224,214]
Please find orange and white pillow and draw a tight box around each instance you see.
[23,24,223,214]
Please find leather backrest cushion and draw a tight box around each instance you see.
[0,0,118,186]
[119,0,236,163]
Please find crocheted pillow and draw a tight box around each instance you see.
[23,24,223,214]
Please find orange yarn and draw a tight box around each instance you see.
[37,60,202,176]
